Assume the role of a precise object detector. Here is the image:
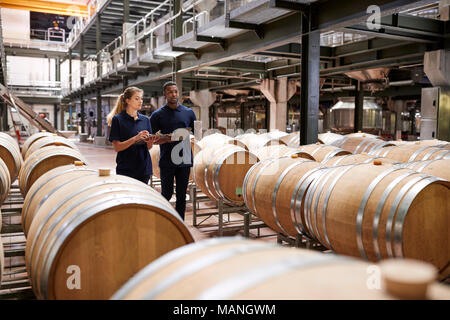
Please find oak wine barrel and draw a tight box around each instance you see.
[0,133,23,182]
[235,133,286,152]
[303,162,449,277]
[332,136,395,155]
[21,162,98,236]
[111,238,450,300]
[197,133,246,150]
[401,159,450,181]
[193,144,258,205]
[253,145,314,161]
[243,157,322,237]
[18,146,87,197]
[370,143,450,162]
[0,158,11,206]
[21,132,56,158]
[25,169,195,299]
[322,154,397,166]
[318,132,344,145]
[24,136,78,160]
[297,143,351,162]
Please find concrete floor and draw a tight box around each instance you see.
[74,141,279,244]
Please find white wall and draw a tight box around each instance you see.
[7,56,56,86]
[1,8,30,41]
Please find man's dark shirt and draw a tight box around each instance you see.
[149,104,196,168]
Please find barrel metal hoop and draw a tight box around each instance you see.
[196,255,346,300]
[393,177,442,258]
[422,148,444,161]
[321,164,358,251]
[291,167,325,237]
[331,137,347,147]
[354,139,369,154]
[305,166,337,243]
[385,174,428,258]
[40,194,181,299]
[251,158,278,217]
[272,161,310,236]
[242,162,260,214]
[408,146,435,162]
[360,140,379,154]
[111,237,250,299]
[435,150,450,160]
[141,243,276,300]
[303,168,331,241]
[213,149,246,203]
[370,170,415,261]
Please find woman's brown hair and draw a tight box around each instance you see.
[107,86,143,126]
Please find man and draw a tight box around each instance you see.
[150,81,197,220]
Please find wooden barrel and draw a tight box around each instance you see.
[25,170,195,299]
[437,143,450,150]
[279,131,300,147]
[259,130,289,140]
[197,133,246,150]
[297,143,351,162]
[21,132,56,158]
[253,145,314,161]
[0,133,23,183]
[111,238,450,300]
[18,146,87,197]
[236,133,286,152]
[322,154,398,167]
[345,132,382,140]
[401,159,450,181]
[318,132,344,145]
[332,136,395,154]
[24,136,78,160]
[0,235,3,286]
[243,157,322,237]
[303,162,450,277]
[150,141,201,181]
[0,158,11,206]
[193,144,258,205]
[21,162,98,236]
[370,143,450,162]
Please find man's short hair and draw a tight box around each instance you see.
[163,81,177,92]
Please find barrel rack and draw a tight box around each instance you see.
[188,184,268,238]
[0,183,35,300]
[276,233,330,252]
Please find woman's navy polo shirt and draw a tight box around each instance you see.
[108,110,153,176]
[149,104,196,168]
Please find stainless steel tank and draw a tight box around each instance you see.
[329,97,383,131]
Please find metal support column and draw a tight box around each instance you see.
[354,80,364,132]
[80,97,85,134]
[123,0,130,23]
[96,89,102,137]
[173,0,182,40]
[300,10,320,145]
[80,36,85,133]
[96,14,102,77]
[68,49,72,91]
[54,103,58,129]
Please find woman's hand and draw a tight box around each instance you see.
[134,130,150,143]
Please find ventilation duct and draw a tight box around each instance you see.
[345,68,390,93]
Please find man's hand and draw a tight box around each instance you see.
[144,135,160,149]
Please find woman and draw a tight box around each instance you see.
[107,86,158,184]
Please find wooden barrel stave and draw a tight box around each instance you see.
[297,144,351,162]
[402,159,450,181]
